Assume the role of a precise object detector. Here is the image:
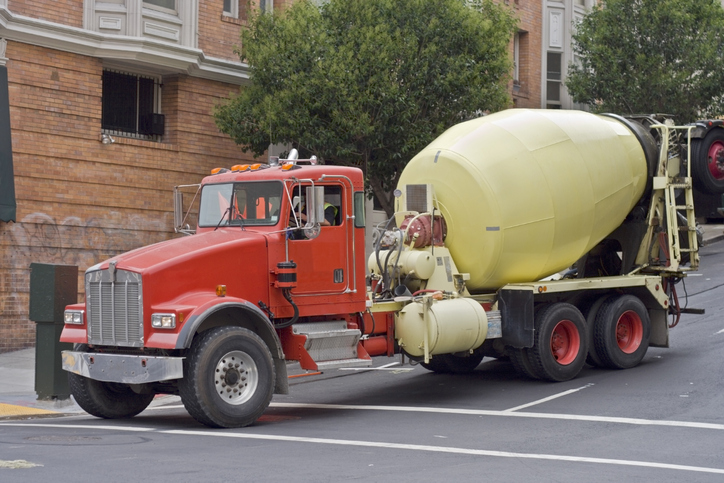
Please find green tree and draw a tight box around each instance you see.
[215,0,516,216]
[566,0,724,122]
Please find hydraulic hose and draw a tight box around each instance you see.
[274,288,299,329]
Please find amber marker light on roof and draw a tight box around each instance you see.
[211,167,223,174]
[250,164,262,170]
[282,163,294,170]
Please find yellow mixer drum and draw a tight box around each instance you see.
[397,109,650,292]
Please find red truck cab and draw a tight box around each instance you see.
[61,160,374,428]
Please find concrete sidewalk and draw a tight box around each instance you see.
[0,347,83,419]
[1,224,723,420]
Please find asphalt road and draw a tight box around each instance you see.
[2,245,724,482]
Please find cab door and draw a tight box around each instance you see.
[287,182,349,296]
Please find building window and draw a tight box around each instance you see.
[546,51,562,109]
[223,0,238,18]
[102,70,164,140]
[145,0,176,11]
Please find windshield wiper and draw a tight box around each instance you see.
[214,207,231,231]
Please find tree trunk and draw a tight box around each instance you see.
[368,174,397,219]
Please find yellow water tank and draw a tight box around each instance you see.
[397,109,650,292]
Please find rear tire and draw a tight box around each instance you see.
[529,303,587,382]
[593,295,650,369]
[581,296,612,368]
[692,129,724,194]
[439,351,485,374]
[180,327,274,428]
[509,348,541,380]
[420,357,452,374]
[68,373,154,419]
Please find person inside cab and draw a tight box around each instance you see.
[293,201,338,226]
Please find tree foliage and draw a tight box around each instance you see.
[566,0,724,122]
[215,0,516,216]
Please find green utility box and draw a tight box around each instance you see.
[28,263,78,400]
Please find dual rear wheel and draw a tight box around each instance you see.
[511,295,650,382]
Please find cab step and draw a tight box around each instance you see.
[292,321,372,370]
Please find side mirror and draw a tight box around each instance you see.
[173,188,184,230]
[304,186,325,239]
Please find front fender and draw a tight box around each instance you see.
[175,297,280,355]
[174,296,288,394]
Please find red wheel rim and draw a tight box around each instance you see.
[550,320,580,365]
[616,310,643,354]
[707,141,724,181]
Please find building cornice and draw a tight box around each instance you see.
[0,6,249,85]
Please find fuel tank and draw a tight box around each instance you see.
[397,109,653,292]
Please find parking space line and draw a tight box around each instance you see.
[338,362,413,372]
[503,384,594,412]
[268,402,724,431]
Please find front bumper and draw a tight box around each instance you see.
[62,351,184,384]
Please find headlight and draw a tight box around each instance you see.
[64,310,84,325]
[151,313,176,329]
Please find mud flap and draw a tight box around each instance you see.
[499,289,534,349]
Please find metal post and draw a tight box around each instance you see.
[28,263,78,400]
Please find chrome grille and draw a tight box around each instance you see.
[86,268,143,347]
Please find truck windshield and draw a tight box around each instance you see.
[198,181,283,228]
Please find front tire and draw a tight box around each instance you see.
[68,373,154,419]
[180,327,274,428]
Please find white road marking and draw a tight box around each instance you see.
[503,384,594,412]
[339,362,405,371]
[338,367,415,372]
[161,429,724,475]
[3,421,723,475]
[136,399,724,432]
[0,460,43,469]
[145,404,184,411]
[268,402,724,431]
[715,329,724,335]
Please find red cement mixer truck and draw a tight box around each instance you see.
[60,109,718,428]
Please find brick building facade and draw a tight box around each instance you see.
[510,0,543,109]
[0,0,554,353]
[0,0,278,352]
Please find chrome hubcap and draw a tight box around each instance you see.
[214,350,258,405]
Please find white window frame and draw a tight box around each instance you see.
[144,0,178,15]
[223,0,239,18]
[513,32,520,86]
[546,51,563,108]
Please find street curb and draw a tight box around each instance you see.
[0,402,62,421]
[704,233,724,245]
